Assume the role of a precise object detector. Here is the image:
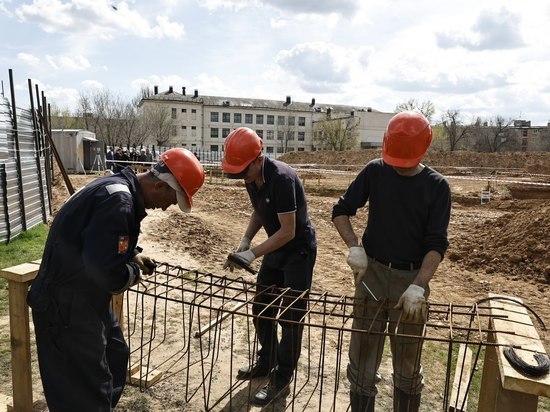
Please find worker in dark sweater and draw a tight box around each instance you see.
[332,111,451,412]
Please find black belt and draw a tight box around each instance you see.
[368,255,421,271]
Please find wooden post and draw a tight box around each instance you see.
[477,294,550,412]
[0,261,41,412]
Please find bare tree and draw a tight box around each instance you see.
[143,105,172,147]
[395,99,435,122]
[441,109,473,151]
[471,116,519,152]
[119,94,148,148]
[314,114,360,151]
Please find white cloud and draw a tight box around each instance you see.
[82,79,104,89]
[15,0,185,39]
[276,42,352,93]
[17,52,41,67]
[436,7,524,50]
[46,54,91,71]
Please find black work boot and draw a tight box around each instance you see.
[236,361,271,380]
[350,391,375,412]
[393,388,421,412]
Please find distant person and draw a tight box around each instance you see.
[113,147,124,173]
[145,148,153,163]
[106,146,114,171]
[27,148,205,412]
[221,127,317,406]
[332,111,451,412]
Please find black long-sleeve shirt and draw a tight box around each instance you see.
[332,159,451,264]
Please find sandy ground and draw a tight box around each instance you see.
[18,150,550,411]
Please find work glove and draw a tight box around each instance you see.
[394,284,427,323]
[229,249,256,272]
[132,253,156,276]
[347,246,368,286]
[223,237,252,271]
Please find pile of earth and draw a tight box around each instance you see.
[281,149,550,174]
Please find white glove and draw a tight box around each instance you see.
[347,246,368,286]
[223,237,252,271]
[394,284,427,323]
[236,237,251,253]
[132,253,156,276]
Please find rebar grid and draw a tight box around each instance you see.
[122,263,547,411]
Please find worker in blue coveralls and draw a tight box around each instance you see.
[332,111,451,412]
[27,148,205,412]
[221,127,317,406]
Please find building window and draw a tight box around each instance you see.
[298,131,305,141]
[210,145,219,151]
[223,112,230,122]
[192,109,197,120]
[211,128,219,138]
[298,147,305,151]
[266,146,274,153]
[266,130,274,140]
[256,114,264,124]
[222,128,230,138]
[286,147,295,152]
[277,131,284,140]
[287,131,295,140]
[171,108,177,119]
[191,126,196,136]
[181,125,187,136]
[211,112,219,122]
[523,130,528,137]
[276,146,284,153]
[245,114,253,124]
[288,116,295,126]
[257,130,264,138]
[171,125,177,136]
[298,117,305,126]
[277,116,285,126]
[181,108,187,113]
[267,115,274,125]
[234,113,242,123]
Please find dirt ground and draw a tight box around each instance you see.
[43,150,550,411]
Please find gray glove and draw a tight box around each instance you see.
[223,237,251,271]
[394,284,427,323]
[132,253,156,276]
[347,246,368,285]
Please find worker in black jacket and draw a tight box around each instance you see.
[332,111,451,412]
[27,148,205,412]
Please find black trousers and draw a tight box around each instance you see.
[32,291,128,412]
[253,247,316,386]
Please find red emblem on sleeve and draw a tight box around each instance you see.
[118,235,129,254]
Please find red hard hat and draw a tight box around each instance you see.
[382,111,432,168]
[222,127,263,175]
[152,148,205,212]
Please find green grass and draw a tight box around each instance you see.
[0,224,49,316]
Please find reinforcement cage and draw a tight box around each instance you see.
[123,262,549,411]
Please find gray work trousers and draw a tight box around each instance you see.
[347,256,429,397]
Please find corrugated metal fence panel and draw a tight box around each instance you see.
[0,100,50,243]
[0,96,13,160]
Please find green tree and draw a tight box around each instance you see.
[314,114,360,151]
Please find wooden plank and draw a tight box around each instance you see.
[0,262,40,283]
[193,301,247,338]
[488,294,550,396]
[129,367,163,388]
[8,280,33,411]
[449,344,472,412]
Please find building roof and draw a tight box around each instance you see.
[141,88,380,115]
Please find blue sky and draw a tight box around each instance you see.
[2,0,550,125]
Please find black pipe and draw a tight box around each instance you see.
[8,69,27,231]
[28,78,47,223]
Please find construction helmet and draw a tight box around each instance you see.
[382,111,432,168]
[151,148,205,212]
[221,127,263,177]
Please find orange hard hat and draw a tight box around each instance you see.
[152,148,205,212]
[221,127,263,176]
[382,111,432,168]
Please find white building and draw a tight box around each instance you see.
[139,87,395,153]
